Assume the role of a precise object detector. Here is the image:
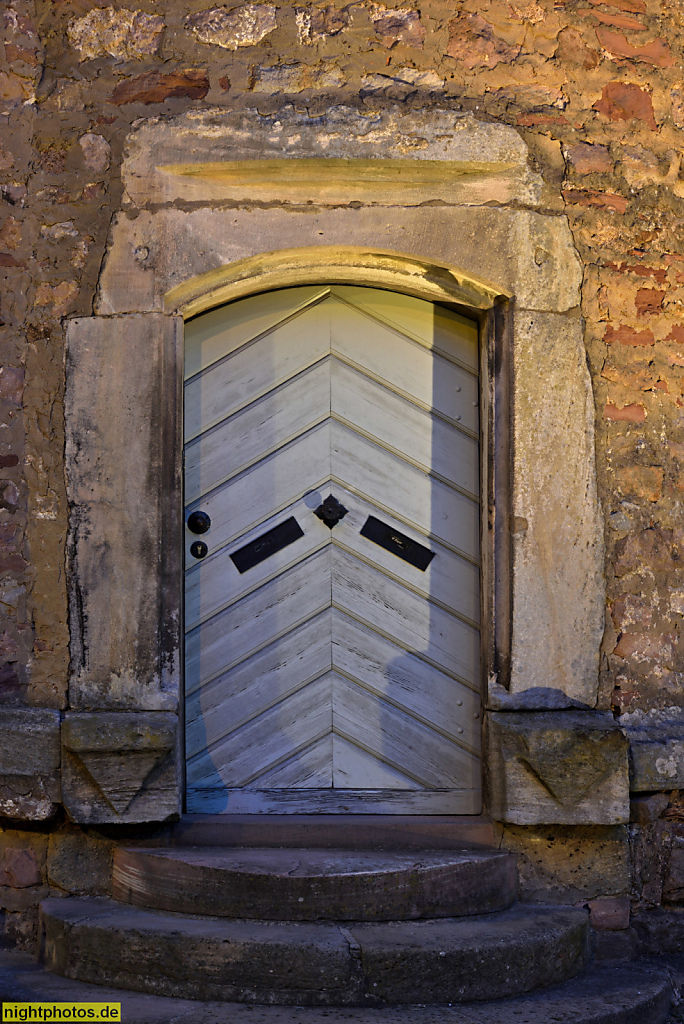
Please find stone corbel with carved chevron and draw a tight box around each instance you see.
[486,710,630,825]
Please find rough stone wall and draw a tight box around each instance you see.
[2,0,684,951]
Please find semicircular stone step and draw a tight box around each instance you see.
[112,846,517,921]
[39,898,589,1006]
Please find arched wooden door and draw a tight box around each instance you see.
[183,285,482,813]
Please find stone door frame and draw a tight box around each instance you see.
[58,105,612,825]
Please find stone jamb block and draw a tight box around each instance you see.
[0,709,61,821]
[487,711,630,824]
[65,313,183,713]
[61,712,180,824]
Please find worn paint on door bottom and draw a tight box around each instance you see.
[184,285,482,813]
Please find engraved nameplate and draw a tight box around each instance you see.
[231,517,304,573]
[360,515,434,571]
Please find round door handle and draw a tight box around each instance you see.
[190,541,208,559]
[187,510,211,534]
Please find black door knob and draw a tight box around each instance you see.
[187,510,211,534]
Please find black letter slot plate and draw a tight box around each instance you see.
[360,515,434,571]
[230,517,304,574]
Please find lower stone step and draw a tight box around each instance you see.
[112,846,517,920]
[40,898,589,1006]
[6,946,677,1024]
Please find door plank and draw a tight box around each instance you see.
[185,422,331,564]
[187,673,332,789]
[332,610,481,748]
[331,359,479,497]
[329,300,479,433]
[185,494,331,630]
[331,733,420,790]
[186,611,333,759]
[332,548,480,686]
[185,548,331,691]
[186,788,482,814]
[185,286,330,379]
[185,361,331,503]
[184,301,332,441]
[329,490,480,625]
[332,421,480,561]
[256,734,334,789]
[332,675,480,790]
[332,286,479,371]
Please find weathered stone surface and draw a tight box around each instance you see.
[0,71,34,114]
[0,847,41,888]
[0,948,676,1023]
[631,792,670,823]
[662,836,684,902]
[67,7,165,61]
[41,898,357,1005]
[369,4,425,49]
[350,907,588,1004]
[296,6,350,44]
[633,907,684,954]
[360,68,445,96]
[499,824,631,903]
[487,711,630,824]
[566,143,613,175]
[622,709,684,791]
[592,928,639,961]
[98,208,577,319]
[61,712,180,824]
[184,5,277,50]
[39,898,589,1004]
[112,847,517,920]
[47,828,114,895]
[509,313,604,704]
[65,314,182,713]
[487,680,592,711]
[78,134,110,174]
[250,62,345,93]
[446,12,522,68]
[0,709,60,820]
[587,897,631,930]
[0,884,48,913]
[119,106,541,209]
[593,81,657,130]
[110,70,210,105]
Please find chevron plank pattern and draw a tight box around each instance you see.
[184,285,481,813]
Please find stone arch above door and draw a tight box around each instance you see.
[61,105,618,826]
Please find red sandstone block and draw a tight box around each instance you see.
[595,27,674,67]
[0,848,41,889]
[587,897,631,931]
[593,81,656,129]
[635,288,665,315]
[603,401,646,422]
[604,325,655,346]
[567,143,613,174]
[562,188,628,212]
[110,69,210,106]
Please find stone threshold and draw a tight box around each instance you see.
[170,814,494,849]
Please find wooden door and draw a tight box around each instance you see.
[184,285,482,814]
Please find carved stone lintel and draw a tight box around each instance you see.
[62,712,180,824]
[487,710,630,825]
[0,709,61,821]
